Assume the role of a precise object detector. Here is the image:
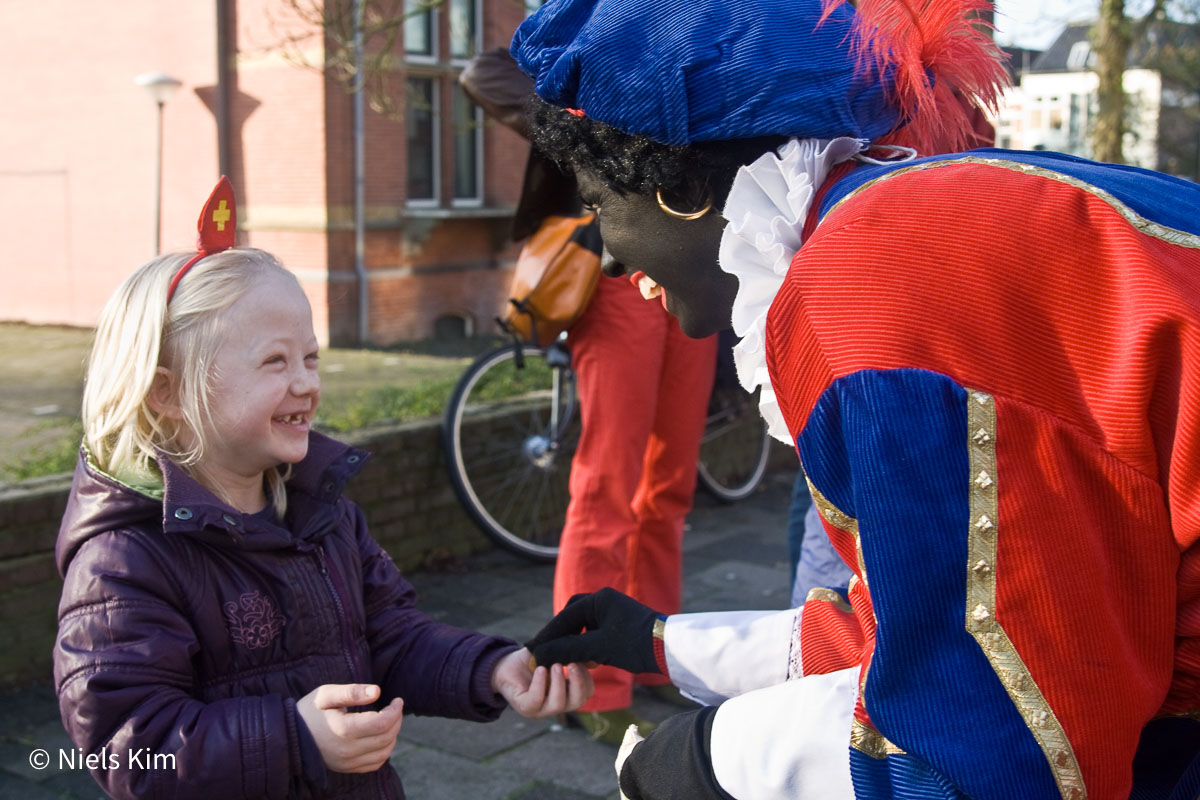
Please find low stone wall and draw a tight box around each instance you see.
[0,417,498,688]
[0,474,72,689]
[0,415,795,688]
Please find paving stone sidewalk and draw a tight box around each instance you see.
[0,470,796,800]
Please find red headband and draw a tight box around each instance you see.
[166,175,237,301]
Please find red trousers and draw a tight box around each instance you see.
[555,276,717,711]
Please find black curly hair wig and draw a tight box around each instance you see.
[527,96,789,210]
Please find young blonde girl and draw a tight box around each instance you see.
[54,184,590,799]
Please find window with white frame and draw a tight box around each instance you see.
[450,0,479,60]
[404,1,486,207]
[405,0,436,59]
[407,77,438,203]
[452,84,482,203]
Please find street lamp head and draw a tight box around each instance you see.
[134,72,183,105]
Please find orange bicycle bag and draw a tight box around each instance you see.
[504,213,603,346]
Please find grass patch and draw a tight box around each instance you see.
[0,333,527,482]
[0,383,463,483]
[315,351,556,433]
[316,379,458,433]
[1,420,82,483]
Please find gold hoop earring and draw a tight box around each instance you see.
[656,188,713,221]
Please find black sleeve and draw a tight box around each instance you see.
[619,706,736,800]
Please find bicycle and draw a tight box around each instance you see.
[441,330,771,562]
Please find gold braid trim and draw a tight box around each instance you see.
[965,390,1086,800]
[805,476,868,588]
[805,587,853,614]
[806,476,859,535]
[850,719,905,760]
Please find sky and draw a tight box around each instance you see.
[992,0,1099,49]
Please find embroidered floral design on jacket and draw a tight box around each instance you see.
[223,591,285,649]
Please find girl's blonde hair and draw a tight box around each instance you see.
[83,248,298,515]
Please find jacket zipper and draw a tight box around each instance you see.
[315,546,395,800]
[315,545,364,687]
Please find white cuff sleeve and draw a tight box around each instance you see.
[663,609,798,705]
[709,666,859,800]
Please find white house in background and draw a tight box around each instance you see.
[991,46,1041,153]
[993,21,1199,177]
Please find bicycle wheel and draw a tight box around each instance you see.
[697,382,771,503]
[442,342,579,561]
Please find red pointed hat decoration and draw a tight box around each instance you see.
[166,175,237,301]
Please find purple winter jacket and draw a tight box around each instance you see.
[54,432,516,799]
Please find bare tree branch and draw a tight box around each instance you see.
[259,0,534,119]
[261,0,443,119]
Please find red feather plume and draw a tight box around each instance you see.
[822,0,1012,155]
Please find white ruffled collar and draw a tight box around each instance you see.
[717,137,866,443]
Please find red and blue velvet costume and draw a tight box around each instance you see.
[763,150,1200,799]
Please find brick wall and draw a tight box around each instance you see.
[1,0,538,347]
[0,476,71,690]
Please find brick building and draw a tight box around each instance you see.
[0,0,539,345]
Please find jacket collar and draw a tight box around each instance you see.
[57,432,370,575]
[159,431,369,547]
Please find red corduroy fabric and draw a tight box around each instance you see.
[766,158,1200,797]
[800,592,864,676]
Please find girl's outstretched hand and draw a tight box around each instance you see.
[491,647,594,717]
[297,683,404,773]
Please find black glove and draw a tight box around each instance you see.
[525,587,663,674]
[619,707,734,800]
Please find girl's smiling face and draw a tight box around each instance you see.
[576,169,738,338]
[194,271,321,510]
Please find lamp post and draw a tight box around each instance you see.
[134,72,183,255]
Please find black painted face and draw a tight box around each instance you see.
[576,169,738,338]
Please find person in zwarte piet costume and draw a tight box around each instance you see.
[512,0,1200,798]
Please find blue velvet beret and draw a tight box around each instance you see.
[510,0,900,145]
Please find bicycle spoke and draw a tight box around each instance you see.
[494,466,542,526]
[457,446,529,472]
[522,471,552,542]
[466,405,548,442]
[480,462,540,502]
[697,386,770,502]
[443,344,577,560]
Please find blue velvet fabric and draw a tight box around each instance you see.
[511,0,898,145]
[799,369,1061,799]
[1129,716,1200,800]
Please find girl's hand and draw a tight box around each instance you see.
[491,647,594,718]
[296,683,404,773]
